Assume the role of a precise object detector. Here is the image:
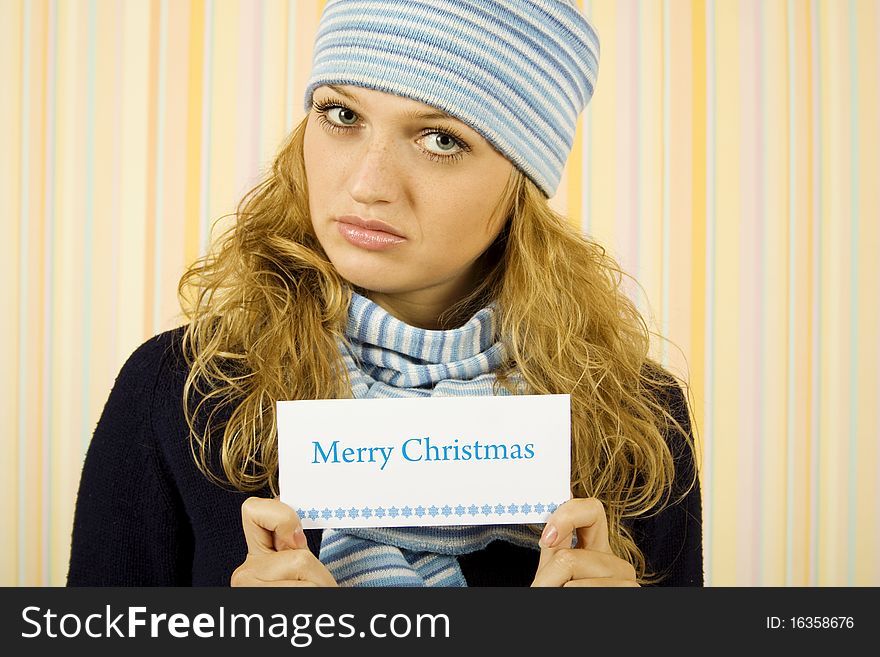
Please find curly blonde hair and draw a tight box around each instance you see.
[178,115,698,583]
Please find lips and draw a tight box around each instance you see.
[335,215,405,238]
[334,215,407,251]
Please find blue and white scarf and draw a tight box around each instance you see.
[318,291,541,586]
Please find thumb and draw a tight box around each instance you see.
[240,496,307,554]
[535,523,575,571]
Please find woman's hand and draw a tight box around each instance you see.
[230,497,338,587]
[531,497,639,587]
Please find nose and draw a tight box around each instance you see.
[346,132,402,205]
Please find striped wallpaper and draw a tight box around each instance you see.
[1,0,877,587]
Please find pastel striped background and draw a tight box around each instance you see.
[1,0,877,587]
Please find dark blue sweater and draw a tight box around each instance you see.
[67,327,703,586]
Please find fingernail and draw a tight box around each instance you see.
[293,527,307,549]
[540,524,558,548]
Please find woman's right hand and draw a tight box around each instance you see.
[230,496,338,587]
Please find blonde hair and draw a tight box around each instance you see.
[179,115,698,583]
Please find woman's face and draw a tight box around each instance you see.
[303,84,514,327]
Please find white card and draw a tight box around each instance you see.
[277,394,571,529]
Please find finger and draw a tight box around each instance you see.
[539,498,610,553]
[532,548,635,587]
[563,578,640,588]
[231,566,324,587]
[535,498,609,573]
[235,579,322,588]
[240,497,307,554]
[231,551,338,587]
[536,536,571,573]
[254,550,337,586]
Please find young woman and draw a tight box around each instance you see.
[68,0,702,587]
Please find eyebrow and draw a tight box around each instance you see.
[323,84,459,123]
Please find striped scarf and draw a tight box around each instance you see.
[318,291,540,586]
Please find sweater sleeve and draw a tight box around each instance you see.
[629,378,704,586]
[67,335,194,585]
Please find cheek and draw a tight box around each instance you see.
[303,123,336,200]
[420,206,500,261]
[302,128,319,203]
[432,175,507,242]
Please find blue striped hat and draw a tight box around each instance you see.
[303,0,600,198]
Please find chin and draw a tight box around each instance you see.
[329,262,404,295]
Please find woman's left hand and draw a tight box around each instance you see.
[531,497,639,587]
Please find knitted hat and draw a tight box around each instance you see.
[303,0,600,198]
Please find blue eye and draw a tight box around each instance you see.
[423,133,461,155]
[312,98,470,164]
[326,106,358,126]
